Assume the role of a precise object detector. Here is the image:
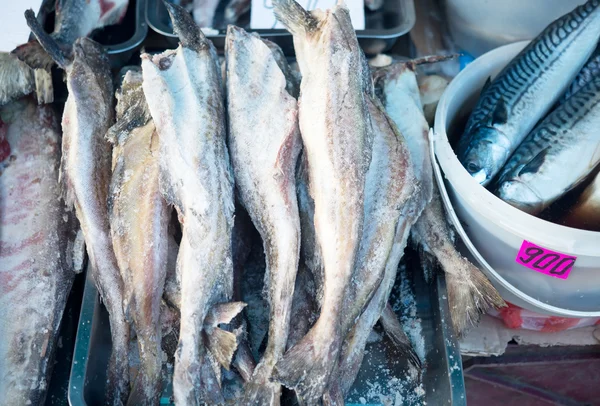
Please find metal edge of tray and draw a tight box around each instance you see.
[68,269,96,406]
[145,0,415,40]
[106,0,149,55]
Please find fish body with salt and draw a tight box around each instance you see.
[141,4,240,404]
[226,26,302,405]
[108,70,170,405]
[458,0,600,185]
[23,10,132,404]
[0,98,77,406]
[496,78,600,215]
[271,0,373,402]
[375,60,504,335]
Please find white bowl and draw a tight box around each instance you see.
[433,40,600,317]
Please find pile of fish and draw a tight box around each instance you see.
[458,0,600,231]
[0,0,505,404]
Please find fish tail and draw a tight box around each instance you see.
[242,379,280,406]
[206,326,239,369]
[163,1,210,51]
[272,0,318,36]
[0,53,35,105]
[204,301,247,369]
[273,320,338,404]
[17,10,68,69]
[232,339,256,382]
[444,257,505,336]
[380,303,422,370]
[106,318,131,406]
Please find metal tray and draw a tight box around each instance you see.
[68,249,465,406]
[145,0,415,54]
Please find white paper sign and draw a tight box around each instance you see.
[250,0,365,30]
[0,1,44,52]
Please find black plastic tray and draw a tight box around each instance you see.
[37,0,148,67]
[146,0,415,54]
[67,250,465,406]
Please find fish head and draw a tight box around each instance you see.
[496,179,544,215]
[460,126,510,186]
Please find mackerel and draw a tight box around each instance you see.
[562,44,600,102]
[107,70,169,405]
[0,98,77,406]
[271,0,373,402]
[496,78,600,215]
[458,0,600,185]
[226,26,302,405]
[141,4,240,403]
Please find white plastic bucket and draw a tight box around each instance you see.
[432,40,600,317]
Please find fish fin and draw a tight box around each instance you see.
[518,148,548,177]
[232,339,256,382]
[18,10,69,69]
[443,257,505,337]
[272,0,318,36]
[205,301,247,326]
[273,322,336,404]
[206,327,239,370]
[491,96,508,126]
[12,40,55,71]
[34,69,53,104]
[163,1,210,52]
[0,53,35,105]
[379,303,422,369]
[480,76,492,96]
[242,375,280,406]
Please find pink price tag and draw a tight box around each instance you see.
[515,240,577,280]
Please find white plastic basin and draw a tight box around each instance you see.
[433,40,600,317]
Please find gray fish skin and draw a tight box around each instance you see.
[141,4,239,404]
[496,78,600,215]
[0,99,77,406]
[108,71,169,406]
[24,12,131,403]
[376,61,504,336]
[272,0,373,402]
[225,26,302,406]
[458,0,600,186]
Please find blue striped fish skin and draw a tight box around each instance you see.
[495,77,600,215]
[458,0,600,186]
[561,44,600,103]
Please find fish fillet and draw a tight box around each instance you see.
[0,98,77,406]
[141,4,240,404]
[226,26,302,406]
[108,70,170,405]
[271,0,373,402]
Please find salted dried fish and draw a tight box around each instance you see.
[141,4,240,404]
[271,0,373,402]
[376,61,504,336]
[24,10,131,404]
[226,26,302,405]
[0,53,35,106]
[107,70,169,405]
[0,98,77,406]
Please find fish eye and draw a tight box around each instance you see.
[466,162,480,173]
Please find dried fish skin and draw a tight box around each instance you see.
[141,4,238,404]
[108,71,169,405]
[272,0,373,402]
[226,26,302,406]
[0,54,35,106]
[0,98,77,406]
